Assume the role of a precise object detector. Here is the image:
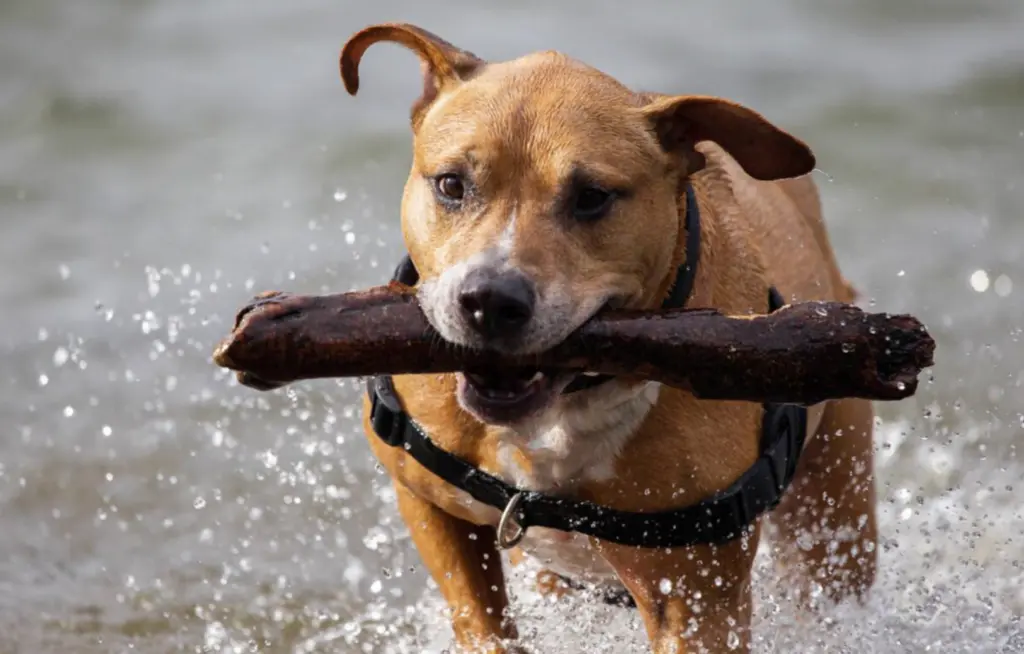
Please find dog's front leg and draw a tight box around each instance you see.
[597,538,756,653]
[394,484,519,653]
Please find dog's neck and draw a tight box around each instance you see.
[492,379,662,491]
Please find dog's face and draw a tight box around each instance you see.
[341,23,814,425]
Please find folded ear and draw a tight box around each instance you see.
[637,93,815,181]
[340,23,485,128]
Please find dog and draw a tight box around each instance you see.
[342,23,878,653]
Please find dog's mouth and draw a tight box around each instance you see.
[453,300,624,424]
[458,367,575,425]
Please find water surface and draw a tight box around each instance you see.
[1,1,1023,651]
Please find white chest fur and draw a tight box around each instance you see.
[487,381,662,583]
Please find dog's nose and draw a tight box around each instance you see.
[458,270,536,340]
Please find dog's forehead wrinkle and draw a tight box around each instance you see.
[418,61,656,174]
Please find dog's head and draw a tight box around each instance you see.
[341,23,815,425]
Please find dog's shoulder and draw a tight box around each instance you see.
[693,141,846,305]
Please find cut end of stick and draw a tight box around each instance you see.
[212,340,234,369]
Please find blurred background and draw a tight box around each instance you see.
[1,0,1022,652]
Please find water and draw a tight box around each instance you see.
[1,0,1023,651]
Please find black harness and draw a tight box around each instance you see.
[366,184,808,550]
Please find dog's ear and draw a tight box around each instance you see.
[341,23,485,129]
[637,93,815,181]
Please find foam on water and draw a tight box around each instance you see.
[243,421,1022,654]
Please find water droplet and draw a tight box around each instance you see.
[727,630,741,650]
[362,526,391,551]
[53,347,69,367]
[345,232,356,245]
[38,374,49,387]
[58,264,70,280]
[796,530,815,551]
[897,269,905,277]
[841,343,855,354]
[145,267,161,297]
[342,621,362,639]
[994,274,1012,297]
[970,269,990,293]
[333,189,348,202]
[814,305,828,317]
[194,496,206,509]
[659,578,673,595]
[63,405,74,418]
[896,381,906,391]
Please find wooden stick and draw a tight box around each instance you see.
[212,284,935,405]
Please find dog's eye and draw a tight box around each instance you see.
[435,174,465,202]
[573,186,615,221]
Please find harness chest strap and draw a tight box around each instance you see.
[366,183,809,549]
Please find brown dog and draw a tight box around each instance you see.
[343,23,877,653]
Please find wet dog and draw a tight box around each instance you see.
[343,23,877,653]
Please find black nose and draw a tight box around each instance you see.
[458,269,536,340]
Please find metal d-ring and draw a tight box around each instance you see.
[496,493,527,550]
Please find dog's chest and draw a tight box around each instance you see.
[485,382,661,582]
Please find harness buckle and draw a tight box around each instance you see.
[496,493,528,550]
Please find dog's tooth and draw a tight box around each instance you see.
[528,371,545,383]
[583,372,601,377]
